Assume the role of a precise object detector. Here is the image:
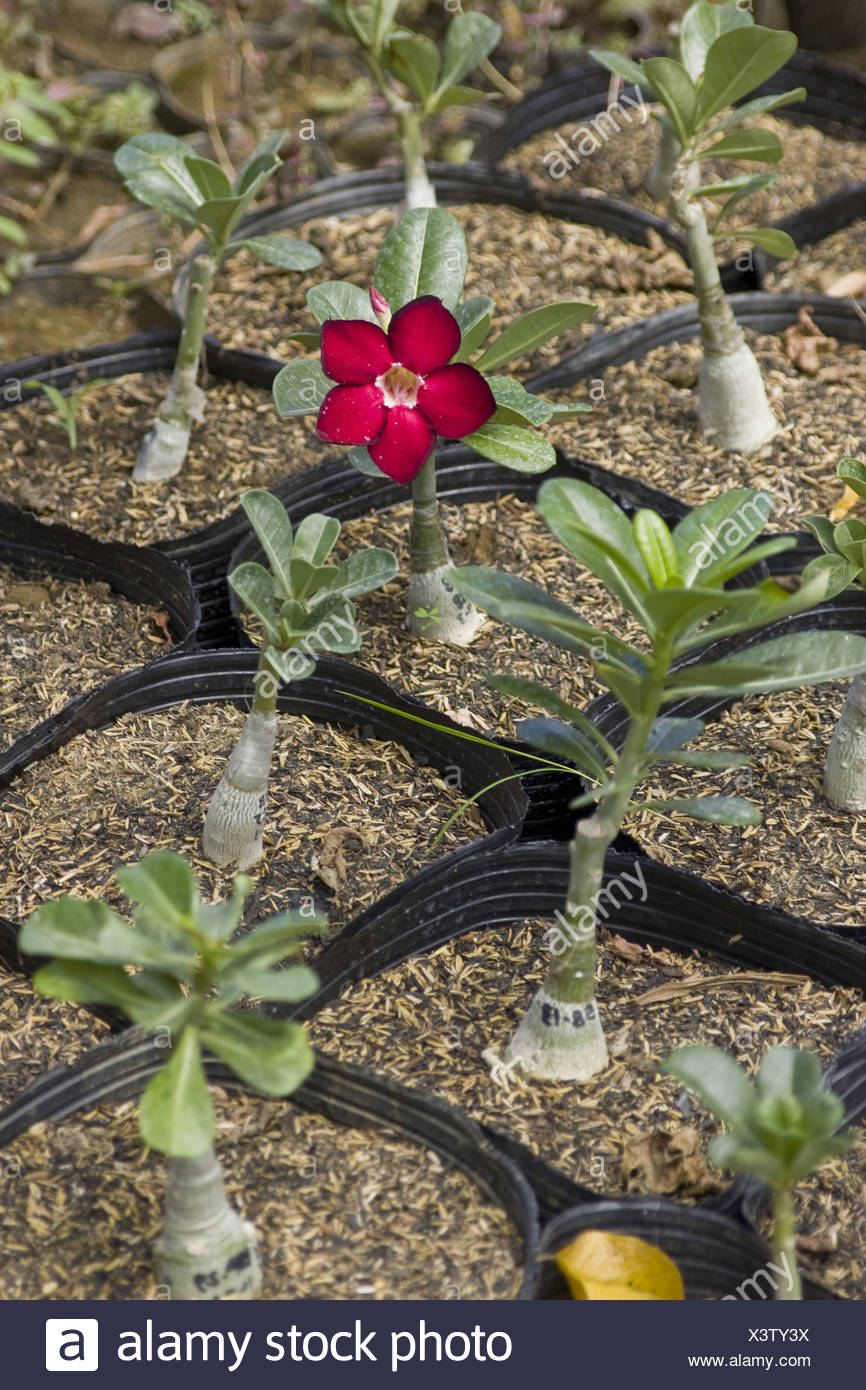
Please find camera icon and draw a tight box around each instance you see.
[45,1320,99,1372]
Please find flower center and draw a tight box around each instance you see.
[376,363,421,409]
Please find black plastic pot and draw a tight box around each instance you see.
[0,1028,540,1300]
[474,48,866,167]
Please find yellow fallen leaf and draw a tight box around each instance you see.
[555,1229,685,1301]
[829,485,860,523]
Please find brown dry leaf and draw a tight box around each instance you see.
[448,706,488,733]
[622,1127,716,1196]
[608,933,644,964]
[782,307,838,373]
[312,826,371,892]
[825,270,866,299]
[150,611,172,646]
[636,970,804,1005]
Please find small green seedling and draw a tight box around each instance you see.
[25,377,108,451]
[202,489,398,869]
[805,456,866,810]
[323,0,502,209]
[444,480,866,1081]
[664,1044,856,1299]
[593,0,803,452]
[114,131,323,480]
[19,849,326,1299]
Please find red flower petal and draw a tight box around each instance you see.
[417,364,496,439]
[321,319,393,385]
[316,384,386,445]
[387,296,461,375]
[368,406,435,484]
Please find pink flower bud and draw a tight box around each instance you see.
[370,287,390,318]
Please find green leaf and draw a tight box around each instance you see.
[832,519,866,571]
[139,1027,214,1157]
[184,155,232,201]
[114,132,201,224]
[201,1011,314,1095]
[588,49,648,90]
[475,301,595,372]
[714,173,777,227]
[516,716,607,782]
[229,561,279,643]
[373,207,467,312]
[31,959,186,1027]
[232,129,285,200]
[195,196,244,243]
[272,358,331,416]
[232,234,322,271]
[837,456,866,501]
[692,173,769,199]
[429,84,490,112]
[666,630,866,698]
[226,911,327,969]
[487,674,618,764]
[385,32,440,100]
[679,0,752,82]
[803,514,839,558]
[643,794,761,826]
[372,0,401,51]
[329,547,399,598]
[291,513,341,568]
[219,962,319,1004]
[288,331,322,351]
[695,25,798,129]
[240,489,294,597]
[685,553,857,649]
[703,86,806,136]
[25,380,68,415]
[733,227,796,258]
[537,478,652,628]
[115,850,199,929]
[641,57,697,143]
[462,422,556,473]
[488,376,553,426]
[672,489,775,586]
[647,715,706,753]
[633,509,681,588]
[20,897,191,974]
[702,127,784,162]
[197,876,254,942]
[453,295,494,361]
[663,1044,757,1134]
[437,12,501,93]
[347,445,387,477]
[264,645,316,683]
[0,214,27,245]
[307,280,377,324]
[709,1133,781,1184]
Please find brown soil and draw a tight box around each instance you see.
[0,563,168,749]
[765,220,866,295]
[310,920,866,1299]
[0,701,484,935]
[0,281,157,364]
[0,375,319,547]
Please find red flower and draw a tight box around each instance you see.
[315,295,496,484]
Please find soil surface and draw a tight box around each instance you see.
[0,563,168,749]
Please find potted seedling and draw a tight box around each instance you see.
[113,131,323,481]
[665,1044,856,1299]
[446,480,866,1079]
[0,59,67,292]
[805,457,866,811]
[592,1,803,452]
[321,0,503,210]
[202,488,398,869]
[273,205,595,644]
[19,850,325,1299]
[24,378,107,451]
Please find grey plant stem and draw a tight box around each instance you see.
[669,159,777,453]
[201,649,280,869]
[505,641,669,1080]
[824,671,866,810]
[133,252,215,481]
[771,1188,800,1300]
[407,452,483,644]
[155,1146,261,1299]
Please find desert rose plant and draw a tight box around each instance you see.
[274,206,594,643]
[202,489,398,869]
[665,1044,856,1299]
[805,457,866,810]
[449,481,866,1080]
[114,131,322,480]
[322,0,502,210]
[19,850,325,1299]
[593,1,802,452]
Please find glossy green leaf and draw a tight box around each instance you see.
[714,173,777,227]
[733,227,796,258]
[837,456,866,501]
[372,0,401,51]
[201,1011,314,1095]
[115,132,202,223]
[646,715,706,753]
[643,794,760,825]
[385,32,440,99]
[291,513,341,568]
[702,127,783,162]
[115,850,199,929]
[703,87,806,136]
[307,280,377,324]
[140,1027,214,1156]
[666,630,866,698]
[488,376,554,426]
[588,49,648,90]
[263,645,316,683]
[232,234,322,271]
[0,214,27,245]
[633,509,681,588]
[228,562,279,641]
[537,477,652,627]
[679,0,752,81]
[346,445,387,477]
[462,422,556,473]
[329,547,399,598]
[220,961,319,1004]
[184,155,232,201]
[833,518,866,571]
[641,58,697,143]
[663,1044,757,1134]
[803,514,839,558]
[487,674,617,763]
[19,897,192,974]
[453,295,494,361]
[474,301,595,372]
[232,129,285,200]
[437,12,501,92]
[374,207,467,311]
[227,912,327,969]
[517,716,608,782]
[195,195,245,243]
[695,25,798,128]
[685,553,857,649]
[429,84,490,112]
[31,959,186,1027]
[272,358,331,416]
[240,489,296,597]
[672,489,775,585]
